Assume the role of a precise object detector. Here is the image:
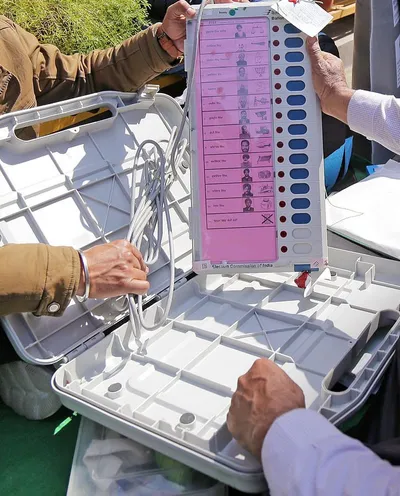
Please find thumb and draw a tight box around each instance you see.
[306,36,322,64]
[171,0,196,18]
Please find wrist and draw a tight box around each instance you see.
[322,86,355,124]
[77,262,85,297]
[157,25,183,60]
[76,250,91,301]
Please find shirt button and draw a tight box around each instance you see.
[48,302,60,313]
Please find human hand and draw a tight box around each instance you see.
[214,0,330,6]
[306,36,354,123]
[77,240,150,299]
[227,358,305,460]
[162,0,196,53]
[320,0,334,10]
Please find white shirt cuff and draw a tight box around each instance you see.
[348,89,392,139]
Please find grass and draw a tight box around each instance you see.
[0,0,150,54]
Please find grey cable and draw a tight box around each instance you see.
[125,0,207,349]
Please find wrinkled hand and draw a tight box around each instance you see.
[306,36,354,122]
[162,0,196,52]
[227,358,305,460]
[78,240,150,299]
[321,0,334,9]
[161,0,251,51]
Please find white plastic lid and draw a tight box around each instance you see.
[0,91,192,365]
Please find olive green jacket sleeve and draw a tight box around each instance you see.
[0,245,81,317]
[12,19,176,105]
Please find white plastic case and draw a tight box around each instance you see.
[1,93,400,493]
[53,248,400,492]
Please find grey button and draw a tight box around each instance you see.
[108,383,122,393]
[48,302,60,313]
[180,412,196,425]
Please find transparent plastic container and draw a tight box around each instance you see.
[67,416,227,496]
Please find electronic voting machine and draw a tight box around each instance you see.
[186,1,329,275]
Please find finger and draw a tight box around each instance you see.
[237,374,246,391]
[226,411,235,433]
[129,268,148,281]
[128,243,147,272]
[172,0,196,18]
[306,36,321,63]
[129,255,142,271]
[127,279,150,296]
[123,250,142,271]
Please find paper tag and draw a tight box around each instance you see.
[271,1,333,37]
[393,0,400,27]
[395,34,400,88]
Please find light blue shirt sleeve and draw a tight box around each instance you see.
[262,409,400,496]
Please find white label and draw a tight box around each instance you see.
[193,260,212,271]
[396,34,400,88]
[393,0,400,27]
[271,1,333,37]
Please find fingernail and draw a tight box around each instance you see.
[146,266,150,274]
[187,7,195,15]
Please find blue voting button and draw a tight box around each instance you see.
[290,168,309,179]
[291,198,310,209]
[288,110,307,120]
[284,24,301,34]
[287,80,305,91]
[285,52,304,63]
[285,38,303,48]
[286,66,305,77]
[288,124,307,135]
[289,154,308,164]
[289,139,308,150]
[287,95,306,106]
[291,183,310,194]
[292,213,311,224]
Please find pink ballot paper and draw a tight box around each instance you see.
[186,5,328,273]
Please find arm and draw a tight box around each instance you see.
[11,2,194,105]
[0,241,149,317]
[227,359,400,496]
[0,244,80,317]
[306,37,400,156]
[347,91,400,157]
[264,409,400,496]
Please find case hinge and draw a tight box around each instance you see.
[63,332,105,363]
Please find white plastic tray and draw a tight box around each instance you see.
[54,247,400,493]
[0,91,192,365]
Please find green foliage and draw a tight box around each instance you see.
[0,0,150,54]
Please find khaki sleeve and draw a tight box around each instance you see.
[13,20,176,105]
[0,244,80,317]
